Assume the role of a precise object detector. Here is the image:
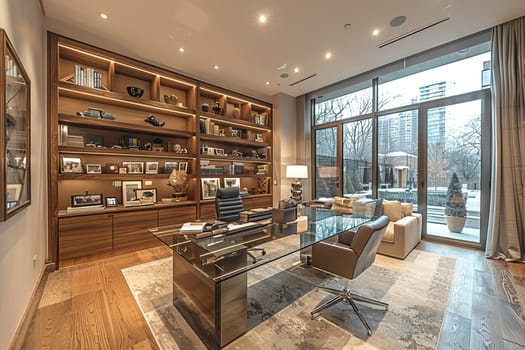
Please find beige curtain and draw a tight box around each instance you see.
[486,16,525,261]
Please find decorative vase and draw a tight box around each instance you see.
[201,103,209,112]
[446,216,466,233]
[212,102,222,114]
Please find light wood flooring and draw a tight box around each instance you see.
[9,242,525,350]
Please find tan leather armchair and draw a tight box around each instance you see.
[311,215,389,335]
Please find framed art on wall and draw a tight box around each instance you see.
[224,178,240,188]
[122,180,142,206]
[201,178,219,199]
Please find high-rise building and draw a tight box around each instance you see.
[420,82,447,145]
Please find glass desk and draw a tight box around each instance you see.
[149,208,370,349]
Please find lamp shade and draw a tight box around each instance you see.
[286,165,308,179]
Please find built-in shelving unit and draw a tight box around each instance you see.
[47,33,273,267]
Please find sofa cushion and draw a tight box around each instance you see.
[331,196,359,213]
[352,199,377,217]
[401,202,413,216]
[383,200,403,221]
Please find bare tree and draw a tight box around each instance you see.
[427,143,448,190]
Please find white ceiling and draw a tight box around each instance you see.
[42,0,525,101]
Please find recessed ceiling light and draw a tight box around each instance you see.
[100,13,108,20]
[213,65,219,70]
[343,23,352,29]
[390,16,407,27]
[372,29,380,36]
[258,14,267,24]
[178,47,185,53]
[265,81,270,85]
[294,67,299,73]
[325,52,332,59]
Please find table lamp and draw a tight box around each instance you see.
[286,165,308,202]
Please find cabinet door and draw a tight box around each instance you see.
[242,196,272,210]
[158,205,196,227]
[113,209,159,252]
[59,214,113,261]
[199,202,216,220]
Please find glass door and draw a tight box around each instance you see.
[314,126,339,198]
[422,96,489,245]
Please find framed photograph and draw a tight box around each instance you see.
[122,161,143,174]
[62,157,83,173]
[71,193,103,207]
[105,197,117,207]
[164,161,178,174]
[122,180,142,206]
[135,188,157,205]
[214,148,225,156]
[86,164,102,174]
[224,178,240,188]
[119,167,127,174]
[145,161,159,174]
[6,184,22,202]
[201,178,220,199]
[178,161,188,173]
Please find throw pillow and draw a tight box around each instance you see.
[382,200,402,221]
[401,202,413,216]
[331,196,359,214]
[352,199,377,217]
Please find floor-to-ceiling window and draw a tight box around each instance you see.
[310,33,491,247]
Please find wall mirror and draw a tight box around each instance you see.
[1,29,31,221]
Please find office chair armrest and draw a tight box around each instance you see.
[312,241,357,279]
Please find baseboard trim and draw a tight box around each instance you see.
[8,263,54,350]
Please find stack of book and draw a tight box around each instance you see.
[239,207,273,223]
[74,64,103,89]
[256,164,269,175]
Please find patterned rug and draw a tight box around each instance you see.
[122,250,455,349]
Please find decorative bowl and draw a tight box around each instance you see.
[126,86,144,98]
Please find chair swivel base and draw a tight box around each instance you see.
[310,285,388,336]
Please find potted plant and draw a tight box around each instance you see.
[445,172,467,233]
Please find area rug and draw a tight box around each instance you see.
[122,250,455,350]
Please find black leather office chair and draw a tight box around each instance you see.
[311,215,389,335]
[215,187,265,263]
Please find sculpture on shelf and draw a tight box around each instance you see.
[212,101,222,114]
[76,107,116,120]
[167,169,188,201]
[163,94,178,105]
[144,114,165,127]
[126,86,144,98]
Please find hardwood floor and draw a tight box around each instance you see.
[10,241,525,350]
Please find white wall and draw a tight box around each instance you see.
[0,0,45,348]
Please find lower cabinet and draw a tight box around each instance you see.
[59,214,113,261]
[242,196,272,210]
[58,204,197,265]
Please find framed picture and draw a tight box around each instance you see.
[122,161,143,174]
[201,178,220,199]
[71,193,103,207]
[62,157,83,173]
[178,161,188,173]
[119,167,127,174]
[6,184,22,202]
[135,188,157,205]
[224,177,240,188]
[164,161,178,174]
[105,197,117,207]
[86,164,102,174]
[145,161,159,174]
[122,180,142,206]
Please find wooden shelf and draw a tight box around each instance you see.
[199,155,271,163]
[200,135,269,147]
[59,82,196,117]
[58,173,195,180]
[199,112,271,132]
[200,174,270,179]
[57,200,198,218]
[59,113,195,138]
[58,145,196,159]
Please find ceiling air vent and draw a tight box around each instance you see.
[289,74,317,87]
[378,17,450,48]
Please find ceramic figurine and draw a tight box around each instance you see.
[212,101,222,114]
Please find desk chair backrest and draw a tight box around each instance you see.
[350,215,389,278]
[215,187,244,222]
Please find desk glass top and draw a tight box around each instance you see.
[149,208,370,283]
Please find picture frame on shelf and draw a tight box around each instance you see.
[122,180,142,206]
[201,178,220,199]
[71,193,103,207]
[6,184,22,202]
[122,161,143,174]
[62,157,83,173]
[224,178,240,188]
[178,161,188,173]
[145,161,159,174]
[86,164,102,174]
[164,161,178,174]
[135,188,157,205]
[105,196,117,207]
[118,167,127,174]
